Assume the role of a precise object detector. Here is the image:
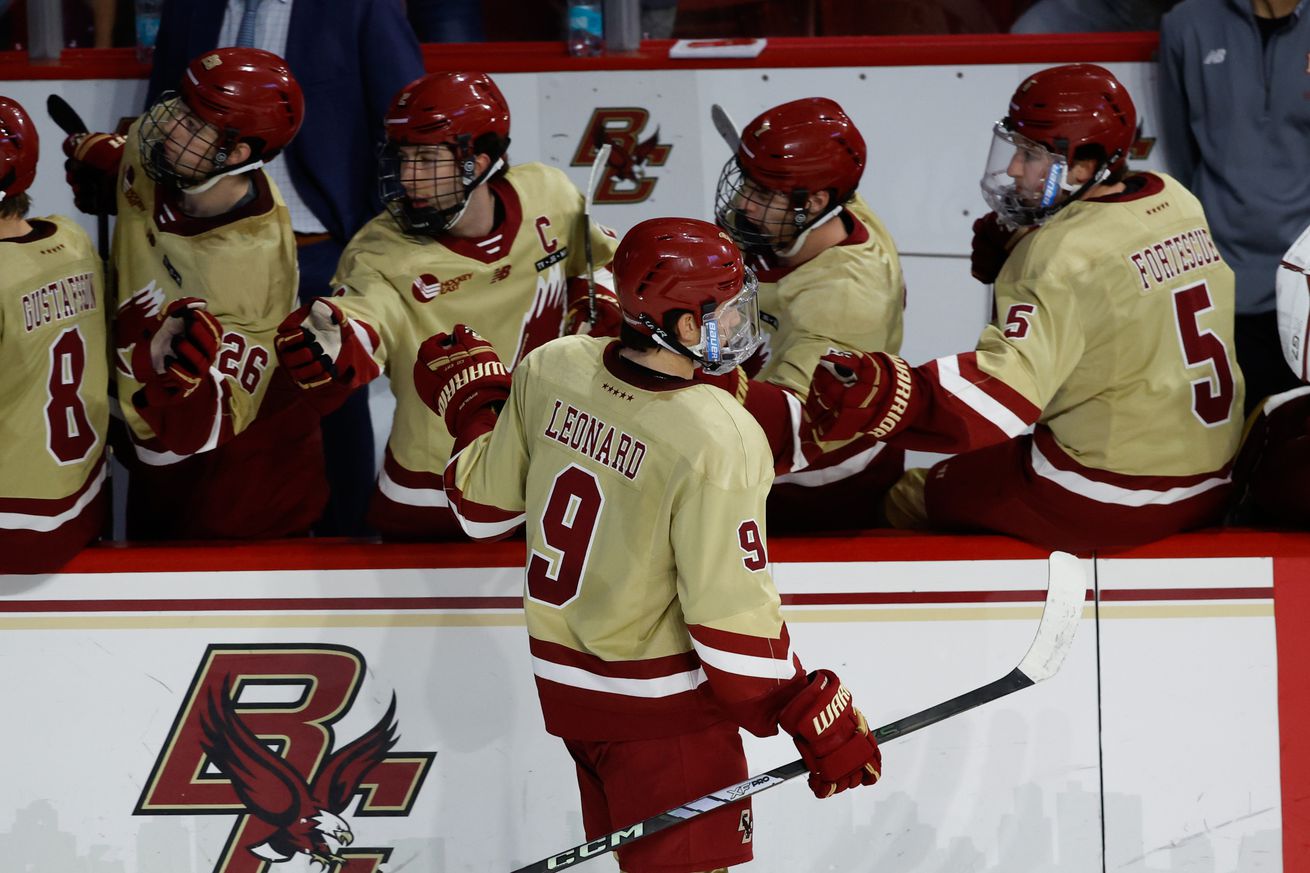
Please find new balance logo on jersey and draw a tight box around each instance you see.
[812,683,853,735]
[1203,48,1226,65]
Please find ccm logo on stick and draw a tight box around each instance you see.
[546,825,644,869]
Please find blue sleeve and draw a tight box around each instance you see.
[1157,12,1199,187]
[145,0,187,108]
[359,0,425,132]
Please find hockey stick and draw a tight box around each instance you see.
[512,551,1087,873]
[710,103,740,151]
[582,143,612,327]
[46,94,109,262]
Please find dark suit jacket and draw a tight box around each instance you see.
[146,0,424,243]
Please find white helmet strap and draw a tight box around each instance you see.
[777,204,842,258]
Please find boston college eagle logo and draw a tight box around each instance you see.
[571,108,672,204]
[136,644,434,873]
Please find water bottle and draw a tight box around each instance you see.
[134,0,163,64]
[566,0,605,57]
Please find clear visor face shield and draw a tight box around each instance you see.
[691,269,764,376]
[980,122,1079,228]
[139,94,244,191]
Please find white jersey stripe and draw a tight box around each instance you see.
[532,656,707,699]
[936,354,1030,437]
[0,464,106,532]
[1030,441,1230,506]
[691,638,795,680]
[378,464,449,508]
[782,390,809,474]
[775,441,885,487]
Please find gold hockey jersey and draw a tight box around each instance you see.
[112,117,301,459]
[331,163,619,518]
[896,173,1242,500]
[746,195,906,522]
[446,336,804,741]
[0,216,107,567]
[753,194,904,391]
[107,120,326,539]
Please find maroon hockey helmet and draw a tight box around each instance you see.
[140,47,304,189]
[0,96,38,202]
[380,71,512,236]
[715,98,866,255]
[738,98,865,201]
[614,217,763,374]
[981,63,1137,226]
[1006,63,1136,174]
[384,71,511,157]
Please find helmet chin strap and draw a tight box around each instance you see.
[443,154,506,232]
[180,159,264,196]
[775,205,841,258]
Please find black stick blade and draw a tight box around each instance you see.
[46,94,88,136]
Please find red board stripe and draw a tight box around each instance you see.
[1274,556,1310,870]
[1,587,1273,613]
[0,34,1158,82]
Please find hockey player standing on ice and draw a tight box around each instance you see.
[63,48,328,540]
[0,97,107,573]
[707,98,906,532]
[274,71,620,540]
[803,64,1243,551]
[413,218,881,872]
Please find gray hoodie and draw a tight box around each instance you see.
[1159,0,1310,314]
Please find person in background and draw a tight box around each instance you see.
[415,216,881,872]
[707,97,906,532]
[406,0,484,41]
[1159,0,1308,414]
[1011,0,1178,32]
[142,0,425,535]
[0,96,107,574]
[274,71,620,540]
[803,64,1243,552]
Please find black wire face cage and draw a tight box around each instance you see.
[139,93,236,189]
[378,141,477,237]
[713,157,810,255]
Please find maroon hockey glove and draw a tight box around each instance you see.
[803,350,919,444]
[275,301,340,389]
[414,325,512,437]
[62,132,124,216]
[779,669,882,799]
[133,298,223,408]
[564,276,623,338]
[970,212,1033,284]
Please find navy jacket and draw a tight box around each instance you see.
[146,0,424,243]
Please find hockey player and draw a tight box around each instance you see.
[710,97,905,530]
[63,48,327,539]
[273,71,620,539]
[1231,222,1310,527]
[802,64,1243,551]
[412,217,881,873]
[0,97,107,573]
